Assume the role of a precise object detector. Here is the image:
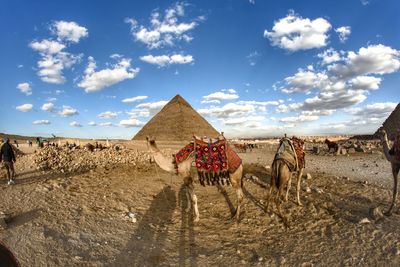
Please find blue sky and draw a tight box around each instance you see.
[0,0,399,139]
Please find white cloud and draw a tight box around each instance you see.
[275,103,303,113]
[136,100,168,115]
[264,11,331,51]
[335,26,351,43]
[58,105,79,117]
[319,102,397,134]
[125,2,201,49]
[223,116,265,126]
[280,114,319,123]
[70,121,82,127]
[140,54,193,67]
[282,69,328,94]
[30,39,82,84]
[202,90,239,103]
[349,102,397,119]
[98,111,118,119]
[236,100,280,106]
[249,0,255,4]
[277,44,400,113]
[33,120,51,125]
[318,48,341,65]
[350,76,381,90]
[16,103,33,112]
[88,121,97,126]
[198,103,255,118]
[41,102,54,112]
[329,44,400,79]
[122,95,148,103]
[119,118,145,127]
[126,109,151,118]
[30,39,65,54]
[361,0,370,6]
[99,122,115,127]
[47,97,57,102]
[16,82,32,96]
[51,21,88,43]
[30,21,86,84]
[247,51,261,66]
[301,90,368,111]
[78,56,139,92]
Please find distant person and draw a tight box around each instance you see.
[13,140,18,147]
[0,138,16,185]
[29,140,33,147]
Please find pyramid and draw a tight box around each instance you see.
[132,95,220,141]
[375,103,400,139]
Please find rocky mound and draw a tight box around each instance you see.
[33,146,153,173]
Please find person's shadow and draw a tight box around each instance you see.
[112,185,176,266]
[178,184,197,267]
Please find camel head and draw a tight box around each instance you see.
[146,136,158,152]
[377,127,388,140]
[324,139,329,144]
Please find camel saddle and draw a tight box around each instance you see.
[273,137,305,172]
[174,136,242,186]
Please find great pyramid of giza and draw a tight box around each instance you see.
[132,94,220,141]
[375,102,400,139]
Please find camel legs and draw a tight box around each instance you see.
[285,175,292,202]
[230,179,243,221]
[184,177,200,222]
[266,184,274,212]
[233,187,244,221]
[230,165,244,222]
[296,168,304,206]
[385,163,400,216]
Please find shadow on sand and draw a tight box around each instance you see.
[112,185,177,266]
[178,184,197,267]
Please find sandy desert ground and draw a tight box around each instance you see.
[0,140,399,266]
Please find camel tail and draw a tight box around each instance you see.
[271,160,280,188]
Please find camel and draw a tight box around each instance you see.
[146,136,244,222]
[234,143,247,153]
[377,128,400,216]
[324,139,338,152]
[266,137,305,217]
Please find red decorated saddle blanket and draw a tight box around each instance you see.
[227,145,242,173]
[194,138,229,175]
[174,138,242,186]
[291,137,305,169]
[175,142,195,165]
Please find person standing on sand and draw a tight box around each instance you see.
[0,138,16,185]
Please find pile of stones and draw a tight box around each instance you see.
[33,146,153,173]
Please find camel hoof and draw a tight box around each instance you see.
[193,217,200,223]
[297,202,303,207]
[185,207,191,213]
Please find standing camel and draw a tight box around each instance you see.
[378,128,400,216]
[267,137,305,216]
[146,137,244,222]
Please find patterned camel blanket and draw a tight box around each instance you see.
[273,137,305,172]
[174,138,242,186]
